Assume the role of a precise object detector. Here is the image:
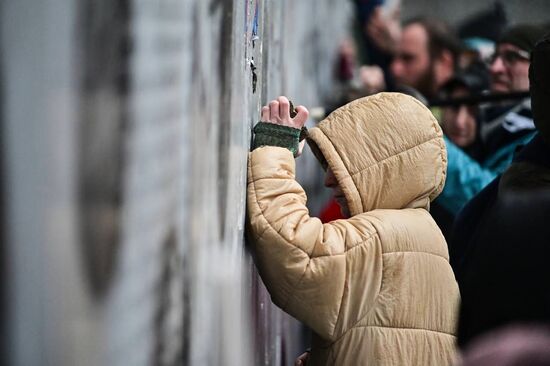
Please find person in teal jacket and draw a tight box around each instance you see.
[440,125,535,214]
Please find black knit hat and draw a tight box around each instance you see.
[442,61,490,96]
[529,32,550,144]
[499,24,548,52]
[458,1,508,42]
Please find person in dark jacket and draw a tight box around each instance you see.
[451,32,550,349]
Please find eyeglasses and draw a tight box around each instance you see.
[489,49,530,66]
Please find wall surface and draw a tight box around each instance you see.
[1,0,351,365]
[3,1,549,365]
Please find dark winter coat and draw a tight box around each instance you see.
[451,134,550,348]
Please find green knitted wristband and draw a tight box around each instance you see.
[252,122,301,156]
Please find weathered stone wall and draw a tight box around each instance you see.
[1,0,351,365]
[4,0,550,365]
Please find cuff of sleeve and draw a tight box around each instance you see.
[248,146,296,182]
[252,122,301,157]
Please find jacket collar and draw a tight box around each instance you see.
[514,133,550,169]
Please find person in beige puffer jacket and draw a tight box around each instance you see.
[247,92,460,365]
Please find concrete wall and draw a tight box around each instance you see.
[5,1,548,365]
[1,0,351,365]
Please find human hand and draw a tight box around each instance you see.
[366,6,401,55]
[261,96,309,130]
[359,65,386,94]
[261,96,309,156]
[294,350,310,366]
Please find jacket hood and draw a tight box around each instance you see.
[307,92,447,216]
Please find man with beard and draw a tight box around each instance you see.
[390,17,461,100]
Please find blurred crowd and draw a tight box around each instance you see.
[315,0,550,363]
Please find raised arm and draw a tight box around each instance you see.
[247,97,380,340]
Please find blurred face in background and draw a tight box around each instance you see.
[391,23,433,95]
[489,43,530,93]
[442,87,477,147]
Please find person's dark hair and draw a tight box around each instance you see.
[441,60,490,97]
[499,24,548,53]
[405,17,463,67]
[458,1,508,42]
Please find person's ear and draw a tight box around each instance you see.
[438,49,454,70]
[434,49,454,87]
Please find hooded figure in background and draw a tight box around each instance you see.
[247,93,459,365]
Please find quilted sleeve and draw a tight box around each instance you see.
[247,146,380,340]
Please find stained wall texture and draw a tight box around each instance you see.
[1,0,351,365]
[4,0,550,365]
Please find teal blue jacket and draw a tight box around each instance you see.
[438,133,536,214]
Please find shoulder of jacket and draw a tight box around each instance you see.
[361,208,431,222]
[354,209,449,258]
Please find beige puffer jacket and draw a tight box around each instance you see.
[247,93,460,365]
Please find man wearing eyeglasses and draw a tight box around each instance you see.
[478,25,546,166]
[489,33,531,93]
[435,24,547,218]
